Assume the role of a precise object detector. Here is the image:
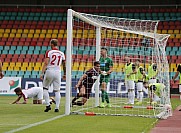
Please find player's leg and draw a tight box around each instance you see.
[37,88,43,104]
[128,80,135,104]
[53,71,62,112]
[72,85,85,104]
[136,82,143,104]
[73,88,89,106]
[43,70,53,112]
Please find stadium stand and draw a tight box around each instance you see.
[0,7,180,88]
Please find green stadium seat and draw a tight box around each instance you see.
[22,16,27,21]
[17,46,23,51]
[14,50,21,54]
[10,46,16,51]
[23,46,28,51]
[8,50,14,54]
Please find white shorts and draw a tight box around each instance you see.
[33,87,43,100]
[43,70,61,91]
[179,85,181,93]
[125,80,135,90]
[136,82,143,91]
[149,79,156,84]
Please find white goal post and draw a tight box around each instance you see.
[66,9,171,119]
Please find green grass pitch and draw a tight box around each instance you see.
[0,96,180,133]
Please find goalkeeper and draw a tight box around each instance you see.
[71,61,101,106]
[99,47,113,108]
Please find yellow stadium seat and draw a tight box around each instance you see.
[34,34,39,38]
[5,29,10,33]
[29,62,35,67]
[34,66,40,71]
[58,34,63,38]
[35,29,41,34]
[173,30,179,34]
[170,34,175,38]
[21,66,27,71]
[170,63,177,72]
[3,33,9,38]
[23,29,29,34]
[53,29,58,34]
[41,30,47,34]
[88,34,94,38]
[14,67,20,71]
[16,33,21,38]
[27,66,32,71]
[162,30,167,34]
[3,62,9,67]
[22,62,28,67]
[17,29,23,33]
[16,62,22,67]
[35,62,41,67]
[2,66,7,71]
[0,33,3,37]
[9,33,15,38]
[82,34,88,38]
[8,66,14,71]
[77,30,82,34]
[10,62,15,67]
[0,29,4,33]
[80,62,86,66]
[29,29,34,33]
[21,33,28,38]
[89,30,95,34]
[78,66,85,71]
[175,34,181,39]
[76,34,82,38]
[64,34,67,38]
[28,33,33,38]
[46,34,51,38]
[47,29,53,34]
[59,30,64,34]
[40,34,45,38]
[11,29,17,33]
[157,30,161,34]
[168,30,173,34]
[52,34,57,38]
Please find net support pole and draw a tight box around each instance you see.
[95,27,101,107]
[65,9,73,115]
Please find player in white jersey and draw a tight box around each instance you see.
[12,87,43,104]
[40,39,66,112]
[12,87,55,104]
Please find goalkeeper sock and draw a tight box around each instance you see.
[101,90,106,103]
[75,101,84,106]
[105,92,110,103]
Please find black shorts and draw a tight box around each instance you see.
[79,83,93,99]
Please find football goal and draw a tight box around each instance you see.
[65,9,171,119]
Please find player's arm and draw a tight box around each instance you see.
[76,74,87,88]
[40,58,49,80]
[12,95,22,104]
[107,58,113,75]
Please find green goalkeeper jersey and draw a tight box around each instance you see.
[99,56,113,72]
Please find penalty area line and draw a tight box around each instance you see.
[5,114,67,133]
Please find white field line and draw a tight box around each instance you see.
[5,114,67,133]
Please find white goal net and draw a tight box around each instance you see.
[66,9,171,119]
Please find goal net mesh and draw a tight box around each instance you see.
[67,9,171,119]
